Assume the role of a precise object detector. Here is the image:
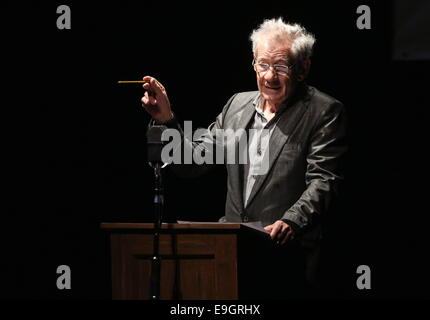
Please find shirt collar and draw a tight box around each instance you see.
[252,93,288,116]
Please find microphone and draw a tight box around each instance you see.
[147,125,167,164]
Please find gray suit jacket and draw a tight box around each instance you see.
[164,83,347,247]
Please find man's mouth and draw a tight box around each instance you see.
[265,85,281,90]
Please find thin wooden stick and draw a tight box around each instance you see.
[117,80,150,84]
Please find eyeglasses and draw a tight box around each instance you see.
[252,59,293,76]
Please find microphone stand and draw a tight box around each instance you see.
[147,125,167,300]
[150,161,164,300]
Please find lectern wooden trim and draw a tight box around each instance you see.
[101,222,261,300]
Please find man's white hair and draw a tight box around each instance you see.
[250,17,316,64]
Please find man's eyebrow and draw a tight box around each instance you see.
[273,58,289,64]
[257,57,289,64]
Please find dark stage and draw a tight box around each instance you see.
[2,1,429,302]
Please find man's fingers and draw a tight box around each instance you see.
[142,76,159,98]
[275,225,289,244]
[270,222,282,240]
[142,82,151,92]
[141,95,150,106]
[141,91,149,104]
[142,75,152,82]
[149,77,165,97]
[277,225,289,240]
[141,91,157,106]
[280,230,293,246]
[140,75,172,123]
[264,221,295,245]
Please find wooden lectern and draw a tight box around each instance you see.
[101,222,272,300]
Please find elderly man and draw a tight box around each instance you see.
[141,18,347,294]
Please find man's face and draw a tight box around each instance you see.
[254,39,297,107]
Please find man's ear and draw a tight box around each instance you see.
[296,59,311,81]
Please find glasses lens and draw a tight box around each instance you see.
[255,63,269,73]
[274,65,289,75]
[254,62,290,75]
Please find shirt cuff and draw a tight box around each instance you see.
[151,113,180,129]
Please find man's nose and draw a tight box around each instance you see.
[264,67,278,81]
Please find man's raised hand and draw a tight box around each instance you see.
[141,76,173,123]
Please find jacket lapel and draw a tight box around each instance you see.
[245,86,312,209]
[228,96,257,213]
[236,99,257,131]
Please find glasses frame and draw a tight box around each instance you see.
[252,59,294,76]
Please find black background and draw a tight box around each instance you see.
[1,1,429,300]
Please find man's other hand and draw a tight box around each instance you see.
[264,220,295,245]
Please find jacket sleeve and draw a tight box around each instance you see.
[281,101,348,231]
[148,94,238,178]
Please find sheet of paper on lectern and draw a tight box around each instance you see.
[177,220,268,234]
